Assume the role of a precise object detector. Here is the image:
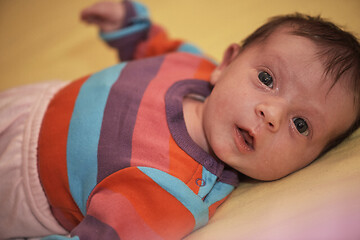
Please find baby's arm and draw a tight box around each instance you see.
[41,167,228,239]
[81,1,204,61]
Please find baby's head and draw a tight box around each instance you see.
[203,13,360,181]
[240,14,360,151]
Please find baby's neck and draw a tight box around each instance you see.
[182,95,209,153]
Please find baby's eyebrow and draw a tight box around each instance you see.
[262,53,290,82]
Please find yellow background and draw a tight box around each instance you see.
[1,1,360,238]
[0,0,359,91]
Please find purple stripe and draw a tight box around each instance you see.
[71,215,120,240]
[219,167,241,186]
[109,30,148,61]
[97,56,164,183]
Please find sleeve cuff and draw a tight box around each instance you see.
[100,1,151,42]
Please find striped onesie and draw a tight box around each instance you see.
[38,52,239,239]
[1,1,240,239]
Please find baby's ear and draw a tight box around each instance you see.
[210,43,241,85]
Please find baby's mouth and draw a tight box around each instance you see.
[237,127,255,150]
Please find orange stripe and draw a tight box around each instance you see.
[194,58,216,81]
[89,167,196,239]
[88,189,161,239]
[38,76,89,230]
[134,24,183,59]
[208,197,228,219]
[168,136,203,195]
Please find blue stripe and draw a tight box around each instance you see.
[197,167,218,199]
[177,43,203,56]
[101,21,150,41]
[67,63,127,215]
[132,1,149,18]
[204,181,234,207]
[42,235,79,240]
[138,167,209,230]
[177,43,219,65]
[101,1,150,41]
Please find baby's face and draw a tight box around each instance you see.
[203,29,357,181]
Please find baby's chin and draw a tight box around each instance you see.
[240,168,292,182]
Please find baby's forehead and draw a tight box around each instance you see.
[252,28,355,92]
[251,28,322,67]
[256,26,315,49]
[246,28,356,105]
[245,28,317,62]
[266,26,357,93]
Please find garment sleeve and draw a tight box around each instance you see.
[100,0,204,61]
[41,167,233,240]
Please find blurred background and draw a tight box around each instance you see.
[0,0,359,91]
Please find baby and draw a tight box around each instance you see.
[0,1,359,239]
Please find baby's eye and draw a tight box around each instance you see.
[293,118,309,136]
[258,71,273,88]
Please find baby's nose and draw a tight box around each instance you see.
[255,102,284,132]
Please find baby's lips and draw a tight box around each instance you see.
[241,129,254,150]
[236,126,255,151]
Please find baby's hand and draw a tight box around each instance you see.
[81,1,125,33]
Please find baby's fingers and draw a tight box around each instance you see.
[81,2,112,23]
[80,2,125,32]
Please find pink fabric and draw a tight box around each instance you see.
[0,82,68,239]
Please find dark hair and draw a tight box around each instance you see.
[241,13,360,152]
